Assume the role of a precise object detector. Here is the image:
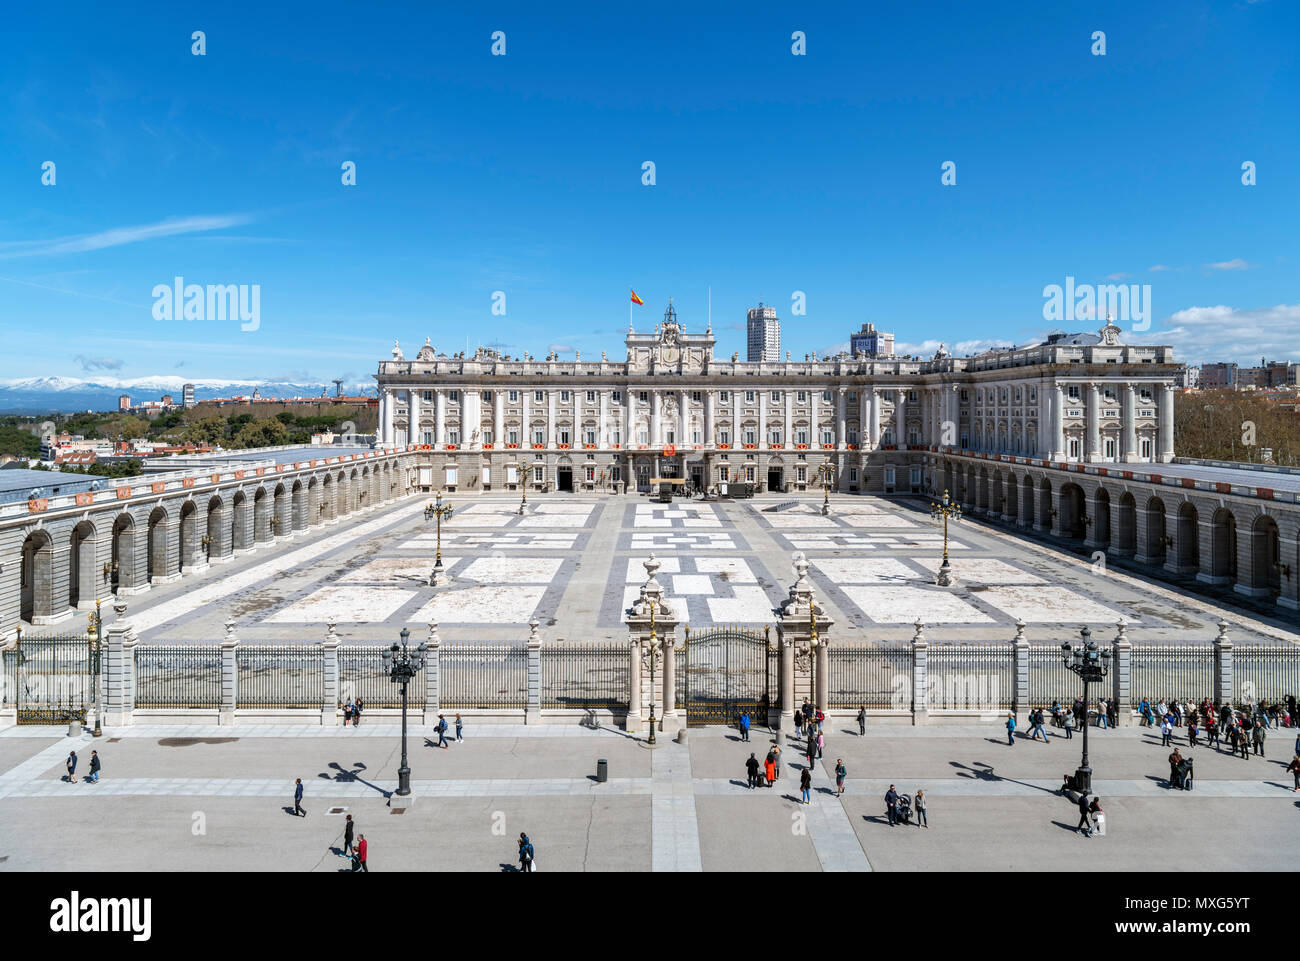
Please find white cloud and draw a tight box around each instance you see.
[0,214,254,259]
[1105,272,1131,281]
[1135,304,1300,365]
[1149,264,1175,272]
[1203,258,1252,271]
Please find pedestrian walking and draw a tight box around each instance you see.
[1005,712,1016,745]
[739,711,751,742]
[857,706,867,737]
[518,833,535,873]
[746,753,760,789]
[355,834,369,872]
[770,743,781,780]
[915,789,928,828]
[1097,700,1109,729]
[1286,754,1300,792]
[834,759,846,796]
[455,713,463,743]
[87,750,101,784]
[1088,796,1105,836]
[1239,722,1251,760]
[1168,749,1184,790]
[1160,716,1173,746]
[294,777,307,816]
[764,753,776,787]
[816,729,824,760]
[65,751,78,784]
[805,734,816,771]
[1252,722,1266,757]
[1064,709,1074,739]
[799,767,812,804]
[1076,792,1093,837]
[436,714,449,749]
[353,697,363,727]
[794,708,804,739]
[1030,708,1050,743]
[815,707,825,734]
[1181,755,1194,791]
[885,784,900,826]
[343,814,355,856]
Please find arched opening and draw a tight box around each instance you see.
[272,483,287,537]
[1091,487,1111,546]
[1020,474,1035,528]
[206,495,224,561]
[111,513,133,593]
[977,468,989,511]
[1176,502,1199,571]
[1143,497,1166,565]
[20,529,54,622]
[147,506,169,582]
[232,491,251,550]
[1003,472,1018,522]
[320,474,333,521]
[178,500,197,573]
[1208,508,1237,583]
[1250,514,1281,598]
[1058,483,1086,540]
[291,480,306,531]
[1037,477,1053,529]
[69,520,98,609]
[253,487,270,543]
[1114,492,1136,555]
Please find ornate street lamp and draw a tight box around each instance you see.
[644,597,659,744]
[381,628,427,801]
[1061,626,1111,794]
[930,488,962,586]
[818,463,834,515]
[519,485,528,515]
[809,602,819,719]
[89,598,103,737]
[423,490,453,586]
[201,535,213,561]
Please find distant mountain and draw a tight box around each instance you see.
[0,376,375,414]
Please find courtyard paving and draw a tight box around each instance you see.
[114,492,1298,647]
[0,722,1296,872]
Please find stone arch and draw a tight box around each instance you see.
[272,482,287,537]
[178,499,197,574]
[1057,482,1086,540]
[1020,473,1036,529]
[1036,476,1053,531]
[976,467,989,512]
[1248,514,1281,599]
[320,473,334,522]
[253,486,271,543]
[1090,486,1111,547]
[291,479,306,531]
[1176,501,1199,571]
[110,513,135,594]
[147,505,170,582]
[232,490,251,551]
[68,519,98,610]
[1142,496,1167,565]
[1207,507,1237,584]
[206,495,225,561]
[20,528,55,622]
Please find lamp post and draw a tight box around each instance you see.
[1061,626,1111,794]
[381,628,427,803]
[645,597,659,744]
[818,463,834,515]
[424,490,453,586]
[519,484,528,515]
[809,602,819,719]
[89,598,103,737]
[930,488,962,586]
[201,535,212,561]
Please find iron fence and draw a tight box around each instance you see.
[1,649,16,709]
[442,644,528,710]
[827,646,912,709]
[540,644,628,709]
[237,646,325,709]
[1128,645,1215,707]
[1232,645,1300,704]
[1026,645,1091,707]
[135,645,222,709]
[10,633,97,723]
[338,645,423,709]
[927,643,1015,710]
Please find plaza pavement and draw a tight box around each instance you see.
[0,721,1296,872]
[112,491,1297,647]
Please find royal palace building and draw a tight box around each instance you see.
[375,302,1180,497]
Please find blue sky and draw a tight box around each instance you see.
[1,0,1297,387]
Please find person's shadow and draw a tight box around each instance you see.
[499,863,521,873]
[1050,820,1082,833]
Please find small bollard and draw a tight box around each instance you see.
[596,758,608,783]
[67,719,80,737]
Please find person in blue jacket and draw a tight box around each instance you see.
[1006,712,1016,745]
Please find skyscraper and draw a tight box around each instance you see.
[746,303,780,362]
[182,383,196,408]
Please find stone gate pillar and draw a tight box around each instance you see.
[626,554,679,736]
[776,552,834,720]
[423,620,441,725]
[103,600,136,726]
[322,622,340,726]
[1112,618,1132,726]
[1213,619,1233,706]
[220,620,239,726]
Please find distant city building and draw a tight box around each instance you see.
[1197,360,1297,391]
[746,303,780,363]
[1199,363,1238,389]
[182,383,195,407]
[160,394,174,407]
[118,394,131,411]
[1178,365,1200,389]
[850,322,894,358]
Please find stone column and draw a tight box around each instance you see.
[911,619,928,725]
[869,388,881,448]
[220,620,238,725]
[410,388,422,445]
[423,620,441,724]
[494,390,505,447]
[661,629,677,722]
[780,631,795,732]
[1053,384,1066,460]
[547,390,557,448]
[434,389,446,446]
[704,391,715,449]
[526,618,542,724]
[1213,620,1233,706]
[625,554,680,735]
[1158,384,1175,464]
[599,390,609,448]
[322,622,340,725]
[776,552,834,717]
[759,394,768,449]
[649,392,660,447]
[103,600,134,726]
[1012,619,1028,717]
[1123,385,1139,462]
[1112,618,1132,726]
[836,388,847,448]
[809,390,819,451]
[521,388,531,447]
[1086,383,1101,462]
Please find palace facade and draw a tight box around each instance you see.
[375,303,1181,495]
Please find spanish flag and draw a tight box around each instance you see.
[630,288,644,306]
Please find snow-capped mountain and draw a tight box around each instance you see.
[0,376,375,413]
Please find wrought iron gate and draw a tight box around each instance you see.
[678,626,775,727]
[7,633,99,724]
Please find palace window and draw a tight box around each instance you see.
[586,466,596,482]
[882,428,894,445]
[849,468,859,484]
[823,391,833,403]
[1141,437,1153,459]
[448,429,460,445]
[482,430,493,444]
[508,390,519,403]
[848,391,857,404]
[769,429,782,444]
[533,428,545,445]
[797,391,807,402]
[719,429,731,444]
[720,391,730,402]
[586,390,596,402]
[797,466,807,482]
[692,391,703,403]
[560,391,570,402]
[533,466,545,482]
[639,391,648,402]
[796,428,808,444]
[585,428,597,445]
[745,391,756,403]
[612,429,622,445]
[744,429,756,445]
[821,429,834,446]
[534,391,545,402]
[483,391,493,402]
[1069,438,1081,459]
[666,429,676,444]
[507,429,519,444]
[449,390,459,401]
[612,391,622,402]
[559,428,571,445]
[745,466,756,482]
[1104,437,1117,459]
[638,429,649,444]
[692,428,701,444]
[848,429,859,445]
[771,391,781,403]
[719,465,730,481]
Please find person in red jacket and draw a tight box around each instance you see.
[354,835,369,872]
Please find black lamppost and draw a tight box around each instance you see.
[381,628,427,800]
[645,597,659,745]
[1062,626,1111,793]
[424,490,453,586]
[930,488,961,586]
[818,463,834,515]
